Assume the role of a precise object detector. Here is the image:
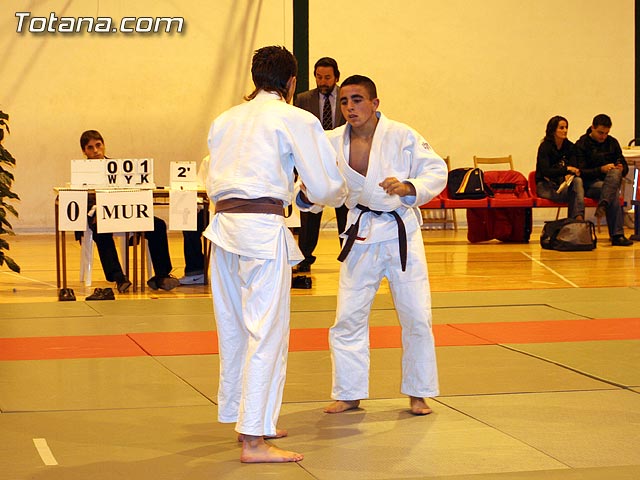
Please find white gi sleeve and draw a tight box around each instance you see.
[400,129,447,207]
[287,113,347,208]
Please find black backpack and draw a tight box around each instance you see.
[540,218,597,251]
[447,168,493,199]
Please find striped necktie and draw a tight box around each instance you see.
[322,93,332,130]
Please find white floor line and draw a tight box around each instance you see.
[33,438,58,466]
[0,271,58,288]
[521,252,580,288]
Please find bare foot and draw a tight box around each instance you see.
[410,396,433,415]
[240,435,303,463]
[237,428,288,442]
[323,400,361,413]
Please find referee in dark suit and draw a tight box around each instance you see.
[294,57,347,272]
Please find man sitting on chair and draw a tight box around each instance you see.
[79,130,180,292]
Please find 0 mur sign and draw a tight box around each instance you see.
[15,11,185,34]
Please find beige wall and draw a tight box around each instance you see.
[0,0,634,232]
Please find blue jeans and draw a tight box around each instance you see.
[536,176,585,219]
[584,169,624,238]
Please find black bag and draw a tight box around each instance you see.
[447,168,493,199]
[540,218,597,251]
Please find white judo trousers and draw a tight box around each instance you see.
[329,222,440,401]
[209,233,291,437]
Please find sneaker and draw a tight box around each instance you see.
[158,275,180,291]
[611,235,633,247]
[179,273,205,285]
[594,201,607,218]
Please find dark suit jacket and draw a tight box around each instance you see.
[294,87,345,129]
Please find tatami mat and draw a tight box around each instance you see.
[440,390,640,468]
[507,340,640,387]
[1,286,639,478]
[0,357,211,412]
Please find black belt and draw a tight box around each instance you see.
[215,197,284,216]
[337,204,408,271]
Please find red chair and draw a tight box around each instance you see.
[485,170,534,208]
[441,185,489,209]
[528,171,566,218]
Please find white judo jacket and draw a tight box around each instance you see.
[204,90,347,262]
[328,111,447,245]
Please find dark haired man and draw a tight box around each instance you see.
[322,75,446,416]
[293,57,348,272]
[79,130,180,293]
[575,114,633,246]
[203,46,346,463]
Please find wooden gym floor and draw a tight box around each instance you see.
[1,224,639,479]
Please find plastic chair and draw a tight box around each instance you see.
[79,227,152,287]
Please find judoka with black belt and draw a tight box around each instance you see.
[322,75,446,416]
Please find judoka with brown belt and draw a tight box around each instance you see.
[322,75,446,416]
[203,46,346,463]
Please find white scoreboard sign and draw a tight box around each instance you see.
[70,158,154,188]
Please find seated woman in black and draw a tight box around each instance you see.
[535,115,585,220]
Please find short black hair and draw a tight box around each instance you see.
[313,57,340,81]
[592,114,612,129]
[246,45,297,100]
[340,75,377,99]
[80,130,104,150]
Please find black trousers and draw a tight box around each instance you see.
[181,208,206,275]
[298,204,348,265]
[91,216,173,281]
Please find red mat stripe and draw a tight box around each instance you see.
[0,335,145,361]
[450,317,640,344]
[1,318,638,361]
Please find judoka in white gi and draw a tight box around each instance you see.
[203,46,346,463]
[322,75,447,415]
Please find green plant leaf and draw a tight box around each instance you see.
[0,188,20,200]
[0,145,16,165]
[1,203,19,217]
[0,216,12,230]
[4,255,20,273]
[0,169,15,181]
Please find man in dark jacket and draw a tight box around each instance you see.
[294,57,347,271]
[575,114,633,246]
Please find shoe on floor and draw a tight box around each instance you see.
[147,276,159,290]
[58,288,76,301]
[292,275,312,289]
[294,263,311,273]
[158,275,180,291]
[116,278,132,293]
[594,201,607,218]
[179,273,205,285]
[147,275,178,291]
[611,235,633,247]
[86,287,115,301]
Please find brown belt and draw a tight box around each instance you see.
[214,197,284,216]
